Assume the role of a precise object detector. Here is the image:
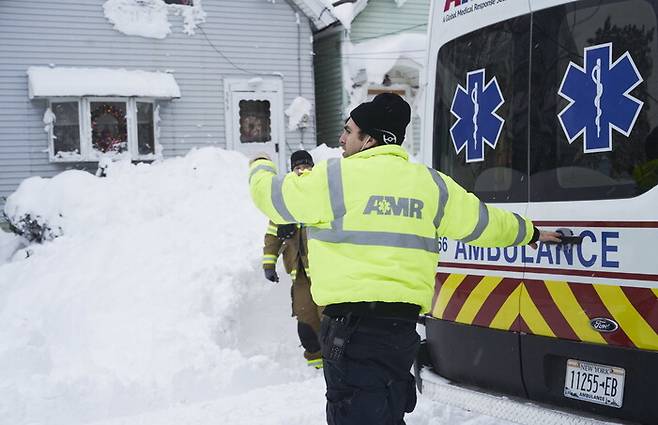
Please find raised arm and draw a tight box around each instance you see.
[249,158,334,226]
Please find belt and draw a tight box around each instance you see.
[323,301,420,321]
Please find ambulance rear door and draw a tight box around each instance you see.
[523,0,658,422]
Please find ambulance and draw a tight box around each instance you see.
[418,0,658,423]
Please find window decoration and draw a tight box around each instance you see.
[91,102,128,154]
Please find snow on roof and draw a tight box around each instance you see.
[342,32,426,114]
[319,0,368,30]
[345,32,427,85]
[103,0,206,39]
[290,0,338,31]
[27,67,181,99]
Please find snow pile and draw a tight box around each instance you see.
[0,144,534,425]
[0,147,309,425]
[103,0,206,39]
[284,96,312,131]
[308,143,343,163]
[0,231,23,266]
[28,67,181,99]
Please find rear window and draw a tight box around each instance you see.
[433,15,531,203]
[529,0,658,201]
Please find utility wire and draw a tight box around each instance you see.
[198,25,270,76]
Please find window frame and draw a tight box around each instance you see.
[47,97,84,162]
[46,97,158,163]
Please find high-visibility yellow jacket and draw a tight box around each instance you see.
[249,144,533,313]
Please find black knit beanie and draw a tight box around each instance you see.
[290,150,314,171]
[349,93,411,145]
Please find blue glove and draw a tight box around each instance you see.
[264,269,279,283]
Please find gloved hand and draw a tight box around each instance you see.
[277,223,297,240]
[264,268,279,283]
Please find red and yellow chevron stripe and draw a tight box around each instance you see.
[430,273,658,351]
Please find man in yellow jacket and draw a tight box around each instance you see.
[248,93,559,425]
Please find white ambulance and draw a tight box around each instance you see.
[418,1,658,423]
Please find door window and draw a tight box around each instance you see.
[239,100,271,143]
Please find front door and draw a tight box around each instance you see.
[224,78,285,171]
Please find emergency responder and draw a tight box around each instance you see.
[262,150,323,368]
[248,93,561,425]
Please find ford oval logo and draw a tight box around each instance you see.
[589,318,619,333]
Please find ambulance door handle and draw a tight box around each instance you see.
[551,228,583,245]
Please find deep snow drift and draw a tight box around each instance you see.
[1,146,526,425]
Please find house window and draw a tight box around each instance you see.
[51,101,81,159]
[164,0,193,5]
[239,100,271,143]
[137,102,156,155]
[47,98,157,162]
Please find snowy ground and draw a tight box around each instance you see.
[0,146,560,425]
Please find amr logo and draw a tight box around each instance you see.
[558,43,644,153]
[450,68,505,163]
[363,195,424,219]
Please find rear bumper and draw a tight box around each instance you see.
[422,316,658,424]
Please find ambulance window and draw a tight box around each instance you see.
[433,16,531,203]
[530,0,658,201]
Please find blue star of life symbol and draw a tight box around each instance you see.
[450,68,505,163]
[558,43,643,153]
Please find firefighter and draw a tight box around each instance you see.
[262,150,323,368]
[248,93,561,425]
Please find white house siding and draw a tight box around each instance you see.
[0,0,316,210]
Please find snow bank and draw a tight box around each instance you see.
[0,147,310,425]
[309,143,343,163]
[0,143,527,425]
[0,231,23,266]
[103,0,206,39]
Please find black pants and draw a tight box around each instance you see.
[320,314,420,425]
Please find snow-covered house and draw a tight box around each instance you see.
[313,0,430,154]
[0,0,337,213]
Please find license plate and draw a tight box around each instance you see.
[564,359,625,408]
